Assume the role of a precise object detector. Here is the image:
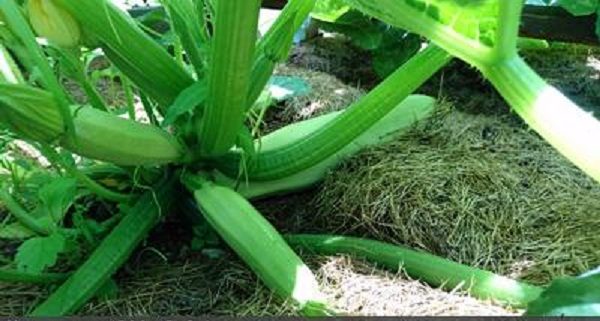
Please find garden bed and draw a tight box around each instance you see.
[2,30,598,316]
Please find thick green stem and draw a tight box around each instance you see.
[344,0,495,67]
[217,46,451,181]
[197,0,261,157]
[162,0,207,77]
[247,0,316,106]
[55,0,194,109]
[494,1,524,62]
[214,95,437,199]
[0,188,49,236]
[286,234,543,308]
[39,145,131,204]
[0,269,68,284]
[55,48,108,112]
[482,56,600,183]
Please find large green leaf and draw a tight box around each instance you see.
[350,0,498,43]
[344,0,500,65]
[372,31,421,79]
[316,11,384,50]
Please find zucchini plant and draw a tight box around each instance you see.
[0,0,597,316]
[342,0,600,184]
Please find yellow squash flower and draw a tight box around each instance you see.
[27,0,80,47]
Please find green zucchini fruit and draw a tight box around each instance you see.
[64,107,184,166]
[188,178,332,315]
[216,46,451,181]
[286,234,544,309]
[214,95,436,199]
[0,84,184,166]
[31,177,174,316]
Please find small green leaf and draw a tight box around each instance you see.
[15,233,66,273]
[0,216,53,240]
[372,31,421,79]
[526,274,600,316]
[191,221,220,251]
[37,177,77,222]
[163,81,207,127]
[316,11,384,50]
[558,0,599,15]
[94,278,119,301]
[311,0,351,22]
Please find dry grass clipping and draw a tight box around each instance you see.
[2,253,510,316]
[318,255,515,316]
[313,104,600,285]
[0,251,514,316]
[261,65,364,133]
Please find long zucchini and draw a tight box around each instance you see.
[186,177,332,315]
[216,45,451,181]
[0,84,185,166]
[214,95,436,199]
[286,234,544,309]
[64,107,184,166]
[30,177,174,316]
